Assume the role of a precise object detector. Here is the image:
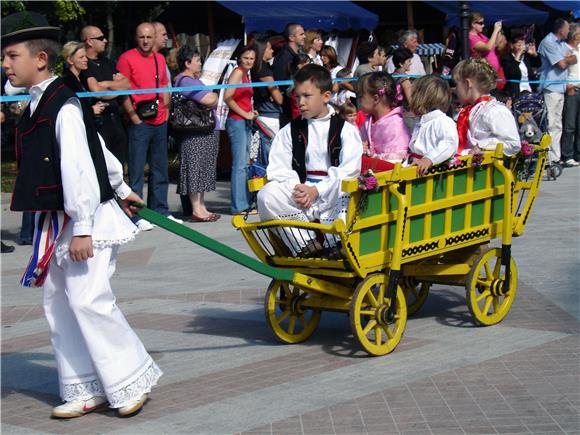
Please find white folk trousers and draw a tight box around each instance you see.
[257,178,349,255]
[43,244,162,408]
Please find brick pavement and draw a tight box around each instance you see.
[1,171,579,434]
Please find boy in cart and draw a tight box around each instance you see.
[1,12,161,418]
[257,64,363,256]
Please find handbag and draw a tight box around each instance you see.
[170,75,216,133]
[134,54,159,120]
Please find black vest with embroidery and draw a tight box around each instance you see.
[11,78,115,212]
[290,114,345,183]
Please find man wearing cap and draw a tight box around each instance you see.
[1,11,162,418]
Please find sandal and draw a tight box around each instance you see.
[191,213,219,222]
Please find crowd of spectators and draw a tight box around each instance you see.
[1,13,579,252]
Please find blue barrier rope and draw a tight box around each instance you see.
[1,75,579,103]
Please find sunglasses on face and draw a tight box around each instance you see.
[88,35,106,41]
[475,21,484,25]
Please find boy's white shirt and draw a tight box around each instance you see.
[408,109,458,165]
[266,105,362,214]
[29,76,135,242]
[462,98,521,156]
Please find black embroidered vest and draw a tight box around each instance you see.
[290,114,345,183]
[11,78,115,211]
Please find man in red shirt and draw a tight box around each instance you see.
[117,22,181,230]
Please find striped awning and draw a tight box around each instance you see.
[392,43,445,57]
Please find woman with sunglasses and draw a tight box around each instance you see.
[468,12,503,73]
[61,41,107,117]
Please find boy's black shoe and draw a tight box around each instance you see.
[1,242,15,253]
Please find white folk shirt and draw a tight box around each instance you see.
[266,105,363,214]
[408,109,458,165]
[29,77,137,247]
[461,98,521,157]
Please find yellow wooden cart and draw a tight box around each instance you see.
[138,138,548,356]
[229,138,550,356]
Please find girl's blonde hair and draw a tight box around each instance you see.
[452,59,497,94]
[304,30,322,53]
[411,75,451,116]
[62,41,84,61]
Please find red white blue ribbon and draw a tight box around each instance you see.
[21,211,69,288]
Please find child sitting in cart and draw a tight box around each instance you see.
[452,59,521,156]
[407,75,459,175]
[257,64,363,257]
[358,71,410,173]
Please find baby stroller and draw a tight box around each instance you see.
[512,93,562,180]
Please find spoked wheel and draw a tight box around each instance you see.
[264,280,321,344]
[466,248,518,326]
[350,274,407,356]
[399,276,430,316]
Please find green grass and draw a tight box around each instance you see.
[1,161,17,193]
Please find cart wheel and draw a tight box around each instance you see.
[350,274,407,356]
[264,280,321,344]
[466,248,518,326]
[400,277,430,316]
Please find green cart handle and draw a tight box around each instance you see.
[134,205,294,282]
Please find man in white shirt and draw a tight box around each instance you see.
[537,18,577,163]
[387,30,426,76]
[562,23,580,167]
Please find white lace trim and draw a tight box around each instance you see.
[62,378,105,402]
[55,228,138,257]
[108,361,163,408]
[92,229,139,249]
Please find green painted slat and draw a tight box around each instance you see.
[431,210,445,237]
[410,215,425,242]
[388,192,398,212]
[491,196,504,222]
[387,221,397,249]
[137,208,294,281]
[361,191,382,218]
[493,168,504,187]
[451,205,466,232]
[453,169,467,195]
[471,200,485,227]
[411,179,426,205]
[473,168,487,191]
[432,175,447,200]
[360,226,382,255]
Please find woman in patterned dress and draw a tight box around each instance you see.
[174,45,221,222]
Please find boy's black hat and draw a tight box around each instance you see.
[1,11,60,48]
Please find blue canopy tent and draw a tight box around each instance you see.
[425,1,550,26]
[542,1,580,18]
[217,0,379,33]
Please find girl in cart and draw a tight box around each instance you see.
[452,59,521,156]
[358,71,410,173]
[407,75,459,175]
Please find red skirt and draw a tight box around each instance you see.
[361,155,395,173]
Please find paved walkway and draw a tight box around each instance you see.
[1,170,579,435]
